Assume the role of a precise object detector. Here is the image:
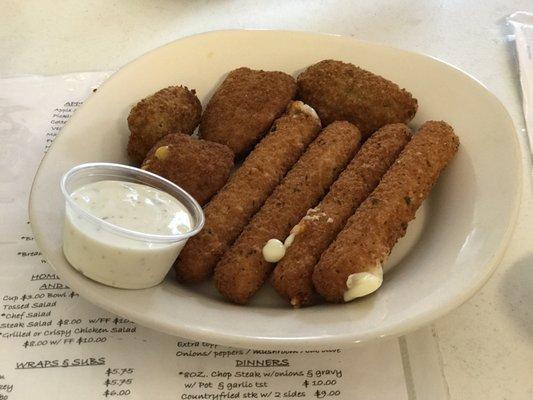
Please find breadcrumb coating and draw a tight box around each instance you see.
[214,121,361,305]
[313,121,459,303]
[272,123,412,307]
[127,85,201,164]
[200,67,297,157]
[297,60,417,138]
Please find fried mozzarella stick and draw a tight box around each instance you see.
[174,102,321,283]
[297,60,418,138]
[200,67,297,157]
[313,121,459,303]
[272,123,412,307]
[215,121,361,305]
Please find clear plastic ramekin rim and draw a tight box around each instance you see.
[60,162,205,243]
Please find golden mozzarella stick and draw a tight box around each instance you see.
[272,123,412,307]
[297,60,418,138]
[214,121,361,305]
[313,121,459,303]
[200,67,297,157]
[174,102,321,283]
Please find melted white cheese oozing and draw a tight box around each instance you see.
[262,239,286,263]
[344,263,384,302]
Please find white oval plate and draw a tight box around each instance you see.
[29,30,521,349]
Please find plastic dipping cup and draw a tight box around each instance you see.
[60,163,204,289]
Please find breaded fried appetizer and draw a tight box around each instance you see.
[297,60,418,138]
[272,123,412,307]
[127,86,202,164]
[313,121,459,303]
[141,133,233,205]
[174,101,321,283]
[199,67,297,157]
[214,121,361,305]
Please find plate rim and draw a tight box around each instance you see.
[29,29,523,348]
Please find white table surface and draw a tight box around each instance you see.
[2,1,532,398]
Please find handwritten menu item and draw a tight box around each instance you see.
[0,73,447,399]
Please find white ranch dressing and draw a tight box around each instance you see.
[63,180,193,289]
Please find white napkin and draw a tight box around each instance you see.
[508,12,533,157]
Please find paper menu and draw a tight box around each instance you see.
[0,73,447,400]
